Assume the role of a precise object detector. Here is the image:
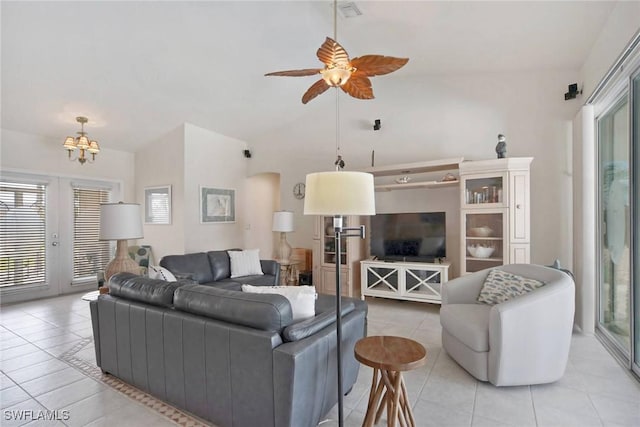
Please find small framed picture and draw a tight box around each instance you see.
[144,186,171,225]
[200,187,235,223]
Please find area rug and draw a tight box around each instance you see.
[60,338,211,427]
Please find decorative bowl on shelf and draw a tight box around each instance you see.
[395,176,411,184]
[468,226,494,237]
[467,245,495,258]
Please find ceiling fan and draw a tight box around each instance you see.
[265,3,409,104]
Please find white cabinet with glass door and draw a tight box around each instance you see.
[459,158,532,275]
[311,215,364,297]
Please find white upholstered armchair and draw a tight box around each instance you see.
[440,264,575,386]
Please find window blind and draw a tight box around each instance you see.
[0,182,47,288]
[73,187,111,280]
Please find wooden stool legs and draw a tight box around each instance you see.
[362,368,415,427]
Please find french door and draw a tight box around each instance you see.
[0,172,119,304]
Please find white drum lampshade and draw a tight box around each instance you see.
[99,202,144,281]
[304,171,376,216]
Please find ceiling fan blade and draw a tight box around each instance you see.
[340,75,374,100]
[302,79,331,104]
[350,55,409,77]
[317,37,350,66]
[265,68,322,77]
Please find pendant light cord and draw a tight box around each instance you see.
[333,0,338,41]
[336,87,340,161]
[333,0,344,172]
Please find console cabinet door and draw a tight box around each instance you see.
[321,266,350,297]
[361,263,400,298]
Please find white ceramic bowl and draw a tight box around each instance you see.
[468,226,493,237]
[467,245,495,258]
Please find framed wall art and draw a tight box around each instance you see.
[144,185,172,224]
[200,187,235,223]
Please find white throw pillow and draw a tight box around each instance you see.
[242,284,317,321]
[228,249,264,278]
[148,265,177,282]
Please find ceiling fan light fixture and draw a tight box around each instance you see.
[322,66,352,87]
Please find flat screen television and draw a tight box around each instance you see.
[369,212,446,262]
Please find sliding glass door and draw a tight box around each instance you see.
[596,63,640,376]
[633,71,640,376]
[597,94,631,356]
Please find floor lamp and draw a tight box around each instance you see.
[304,171,375,427]
[99,202,144,281]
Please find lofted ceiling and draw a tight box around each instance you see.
[1,1,616,154]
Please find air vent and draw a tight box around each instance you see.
[338,2,362,18]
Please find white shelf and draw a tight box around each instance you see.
[466,257,503,262]
[465,236,503,240]
[362,157,464,177]
[375,179,459,192]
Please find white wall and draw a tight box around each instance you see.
[244,172,279,258]
[183,123,249,252]
[1,128,135,201]
[250,69,580,275]
[580,1,640,100]
[135,125,186,261]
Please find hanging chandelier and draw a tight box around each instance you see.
[63,116,100,165]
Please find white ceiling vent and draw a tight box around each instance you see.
[337,2,362,18]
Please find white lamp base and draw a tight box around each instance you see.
[104,240,140,281]
[277,232,292,263]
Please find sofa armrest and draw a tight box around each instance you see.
[260,260,280,283]
[442,269,491,304]
[273,309,365,427]
[488,277,575,385]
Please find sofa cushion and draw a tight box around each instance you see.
[440,303,492,352]
[240,274,276,286]
[282,302,354,342]
[205,279,242,291]
[174,284,294,332]
[229,249,264,278]
[242,285,316,321]
[477,269,545,305]
[108,272,186,308]
[207,250,233,281]
[160,252,214,284]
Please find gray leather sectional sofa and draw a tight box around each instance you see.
[90,272,367,427]
[159,249,279,288]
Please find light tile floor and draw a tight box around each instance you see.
[1,292,639,427]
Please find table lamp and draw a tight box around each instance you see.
[272,210,294,262]
[100,202,144,281]
[304,170,375,427]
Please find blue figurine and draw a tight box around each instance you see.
[495,134,507,158]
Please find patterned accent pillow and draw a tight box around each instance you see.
[477,269,545,305]
[148,265,177,282]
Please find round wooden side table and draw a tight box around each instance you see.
[354,336,427,427]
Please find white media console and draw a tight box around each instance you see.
[360,260,450,304]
